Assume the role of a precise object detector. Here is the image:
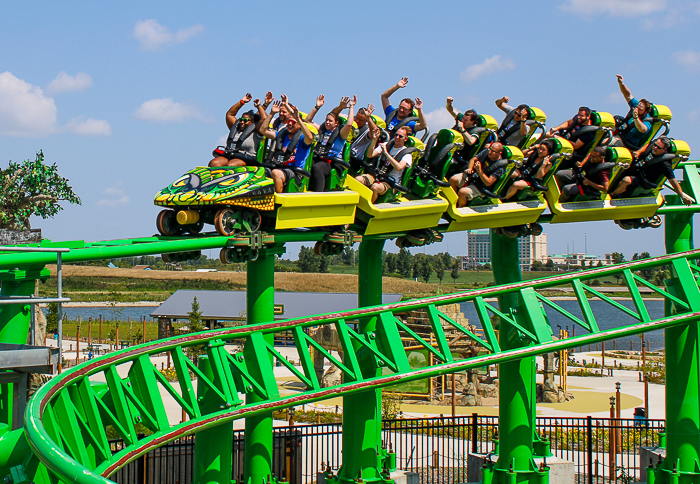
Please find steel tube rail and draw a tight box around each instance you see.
[0,298,70,305]
[25,310,700,484]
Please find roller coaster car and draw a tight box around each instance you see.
[611,139,691,229]
[440,146,547,232]
[546,146,667,224]
[554,111,615,169]
[445,114,498,179]
[345,135,449,236]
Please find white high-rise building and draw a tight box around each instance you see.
[461,230,548,271]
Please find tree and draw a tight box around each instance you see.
[435,261,445,284]
[385,253,397,274]
[412,261,421,280]
[450,259,460,284]
[531,260,545,271]
[318,255,330,273]
[297,246,319,272]
[420,259,433,284]
[46,303,58,334]
[397,248,413,278]
[545,259,555,271]
[0,151,81,230]
[188,297,204,333]
[341,247,355,265]
[440,252,453,268]
[610,252,625,264]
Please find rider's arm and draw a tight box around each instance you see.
[446,97,459,119]
[466,155,478,174]
[339,102,355,140]
[381,78,406,111]
[414,98,427,133]
[633,112,649,133]
[258,111,277,139]
[583,176,608,192]
[617,75,633,103]
[669,179,696,205]
[461,130,478,145]
[226,96,250,129]
[495,96,510,113]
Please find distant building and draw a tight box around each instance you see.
[460,229,548,271]
[548,253,614,267]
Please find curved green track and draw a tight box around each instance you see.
[20,249,700,483]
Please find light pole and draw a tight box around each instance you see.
[609,396,617,473]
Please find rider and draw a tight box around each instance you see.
[502,140,555,200]
[209,93,262,167]
[255,92,293,132]
[546,106,596,160]
[356,126,413,203]
[259,103,314,193]
[449,142,507,207]
[380,77,428,137]
[309,96,356,192]
[446,97,480,147]
[610,75,653,151]
[495,96,531,146]
[559,147,610,202]
[610,136,695,205]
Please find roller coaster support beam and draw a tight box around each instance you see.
[336,239,387,484]
[657,197,700,483]
[0,267,48,428]
[244,250,277,484]
[486,230,549,484]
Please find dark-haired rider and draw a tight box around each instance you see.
[546,106,596,160]
[502,140,555,200]
[495,96,531,146]
[449,142,506,207]
[380,77,427,137]
[559,147,610,202]
[356,125,414,203]
[446,97,480,147]
[210,93,263,167]
[611,137,695,205]
[610,75,652,151]
[259,103,314,193]
[309,96,356,192]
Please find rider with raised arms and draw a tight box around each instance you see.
[209,93,262,167]
[380,77,428,137]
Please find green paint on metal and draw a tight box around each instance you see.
[193,355,234,484]
[337,239,386,484]
[19,248,700,484]
[244,252,275,484]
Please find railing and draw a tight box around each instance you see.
[106,416,664,484]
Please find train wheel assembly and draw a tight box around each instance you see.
[156,210,181,236]
[240,209,262,233]
[214,208,237,236]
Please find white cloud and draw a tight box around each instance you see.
[133,97,206,122]
[0,71,57,137]
[560,0,666,17]
[460,55,515,84]
[424,108,456,132]
[46,71,92,94]
[604,91,626,105]
[64,117,112,136]
[133,19,204,51]
[97,183,130,207]
[673,50,700,72]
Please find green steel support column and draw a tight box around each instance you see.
[336,239,386,484]
[0,277,35,428]
[193,355,234,484]
[244,252,275,484]
[488,230,543,484]
[661,207,700,483]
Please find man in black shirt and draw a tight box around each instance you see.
[449,142,507,207]
[611,137,694,205]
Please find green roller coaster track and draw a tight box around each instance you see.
[1,167,700,483]
[3,248,698,484]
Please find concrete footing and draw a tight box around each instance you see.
[639,445,665,483]
[316,469,418,484]
[467,453,574,483]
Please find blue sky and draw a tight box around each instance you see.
[2,0,700,261]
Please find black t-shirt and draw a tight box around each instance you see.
[637,145,675,183]
[475,149,505,188]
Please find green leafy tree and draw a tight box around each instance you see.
[435,261,445,284]
[450,259,460,284]
[318,255,330,273]
[46,303,58,334]
[0,151,81,230]
[297,246,319,272]
[397,248,413,278]
[420,259,433,284]
[412,261,420,280]
[341,247,355,265]
[531,260,545,271]
[545,259,555,271]
[440,252,453,268]
[385,253,397,274]
[611,252,625,264]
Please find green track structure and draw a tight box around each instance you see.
[0,249,696,483]
[1,160,700,483]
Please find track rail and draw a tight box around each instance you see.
[23,249,700,483]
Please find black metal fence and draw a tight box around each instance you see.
[107,415,664,484]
